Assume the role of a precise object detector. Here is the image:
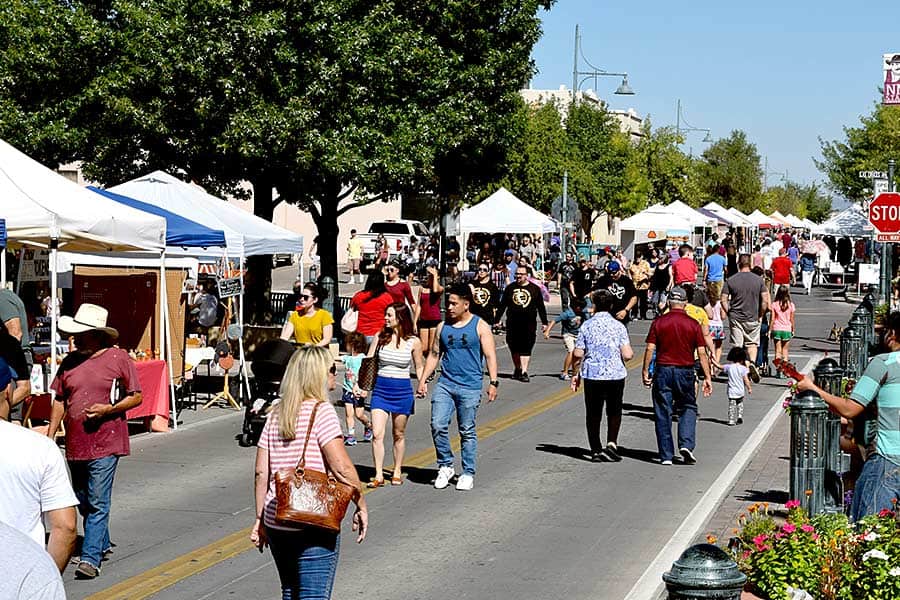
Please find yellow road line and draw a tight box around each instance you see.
[88,358,643,600]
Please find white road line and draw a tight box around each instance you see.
[622,352,822,600]
[192,561,271,600]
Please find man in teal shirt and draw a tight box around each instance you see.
[798,312,900,521]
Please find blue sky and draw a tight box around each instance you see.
[529,0,895,193]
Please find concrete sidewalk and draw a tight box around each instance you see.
[697,410,791,545]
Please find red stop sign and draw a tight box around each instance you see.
[869,192,900,234]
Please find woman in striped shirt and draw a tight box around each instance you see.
[367,303,425,487]
[252,346,368,599]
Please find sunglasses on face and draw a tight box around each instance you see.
[385,268,397,273]
[329,364,336,375]
[478,267,489,272]
[300,294,312,300]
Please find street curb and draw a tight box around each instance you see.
[622,352,822,600]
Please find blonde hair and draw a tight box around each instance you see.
[277,345,332,440]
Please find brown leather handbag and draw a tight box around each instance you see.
[356,346,380,391]
[274,402,360,532]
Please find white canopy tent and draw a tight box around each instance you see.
[0,138,168,413]
[747,210,780,228]
[109,170,303,259]
[706,203,754,227]
[459,187,557,234]
[812,206,873,237]
[727,207,754,224]
[110,171,305,406]
[783,214,806,228]
[618,210,694,260]
[769,211,792,227]
[665,200,718,228]
[802,218,819,230]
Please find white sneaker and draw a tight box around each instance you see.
[434,466,455,489]
[455,474,474,491]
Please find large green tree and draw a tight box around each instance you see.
[633,121,704,207]
[566,101,648,232]
[0,0,552,316]
[696,130,763,213]
[762,181,832,222]
[816,103,900,201]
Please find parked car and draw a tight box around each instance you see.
[358,220,431,270]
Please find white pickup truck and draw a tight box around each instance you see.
[358,220,431,270]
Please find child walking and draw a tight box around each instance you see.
[771,285,796,377]
[544,296,586,380]
[723,346,752,426]
[342,332,373,445]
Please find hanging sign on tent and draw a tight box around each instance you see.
[216,276,242,298]
[19,249,50,282]
[0,218,6,249]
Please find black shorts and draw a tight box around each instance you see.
[417,319,441,330]
[507,323,537,356]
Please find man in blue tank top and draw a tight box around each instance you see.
[418,284,498,491]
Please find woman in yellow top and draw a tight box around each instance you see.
[280,282,334,346]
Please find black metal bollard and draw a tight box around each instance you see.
[790,389,828,516]
[662,543,746,599]
[852,306,873,352]
[840,326,865,379]
[813,358,847,513]
[318,276,338,343]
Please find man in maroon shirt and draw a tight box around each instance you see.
[771,247,794,289]
[642,287,712,465]
[48,304,142,580]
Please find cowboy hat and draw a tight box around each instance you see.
[58,303,119,338]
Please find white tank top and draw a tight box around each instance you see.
[377,338,414,379]
[708,302,723,327]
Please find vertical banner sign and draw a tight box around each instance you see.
[0,218,6,248]
[885,53,900,105]
[19,249,50,282]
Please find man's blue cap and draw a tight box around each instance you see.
[606,260,621,273]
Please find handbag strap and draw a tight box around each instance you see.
[295,401,322,472]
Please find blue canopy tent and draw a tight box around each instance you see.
[85,187,228,430]
[88,186,226,248]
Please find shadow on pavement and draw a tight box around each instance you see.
[356,464,439,486]
[616,446,661,464]
[699,417,732,426]
[535,443,592,462]
[736,489,789,505]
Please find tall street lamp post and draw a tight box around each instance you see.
[571,24,634,104]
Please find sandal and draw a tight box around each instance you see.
[366,479,385,488]
[390,476,403,486]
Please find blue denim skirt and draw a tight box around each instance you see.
[370,376,414,415]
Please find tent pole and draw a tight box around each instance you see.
[159,250,178,430]
[50,235,59,384]
[238,242,250,401]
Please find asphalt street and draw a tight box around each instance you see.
[66,285,854,600]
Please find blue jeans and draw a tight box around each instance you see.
[851,454,900,522]
[431,381,482,475]
[268,528,340,600]
[69,455,119,568]
[652,365,697,462]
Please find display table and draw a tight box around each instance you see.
[126,360,170,432]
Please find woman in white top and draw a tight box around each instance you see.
[367,303,424,487]
[704,289,726,375]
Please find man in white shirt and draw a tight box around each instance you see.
[0,418,78,572]
[0,521,67,599]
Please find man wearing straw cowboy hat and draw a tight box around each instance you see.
[47,304,142,580]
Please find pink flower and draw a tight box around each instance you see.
[753,534,768,545]
[782,523,797,534]
[801,524,815,533]
[812,534,820,540]
[879,509,894,518]
[785,500,801,510]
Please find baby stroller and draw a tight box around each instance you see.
[238,339,296,447]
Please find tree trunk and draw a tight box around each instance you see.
[247,176,274,324]
[310,190,341,306]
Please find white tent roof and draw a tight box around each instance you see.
[812,206,873,237]
[783,214,806,228]
[768,211,792,226]
[459,187,557,233]
[801,218,818,229]
[109,171,303,258]
[747,210,780,227]
[0,139,166,251]
[619,210,693,232]
[665,200,717,227]
[717,206,755,226]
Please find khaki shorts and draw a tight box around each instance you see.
[729,320,761,347]
[563,333,577,353]
[705,280,723,302]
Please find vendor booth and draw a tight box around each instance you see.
[618,210,694,260]
[457,187,557,270]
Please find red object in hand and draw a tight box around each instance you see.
[773,357,802,381]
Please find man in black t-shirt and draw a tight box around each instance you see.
[557,252,577,309]
[468,263,499,325]
[573,258,596,300]
[496,266,549,383]
[591,261,637,324]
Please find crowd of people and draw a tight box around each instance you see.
[6,223,900,600]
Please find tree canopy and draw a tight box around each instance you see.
[696,130,763,214]
[817,103,900,201]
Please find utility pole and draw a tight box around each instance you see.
[885,159,896,304]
